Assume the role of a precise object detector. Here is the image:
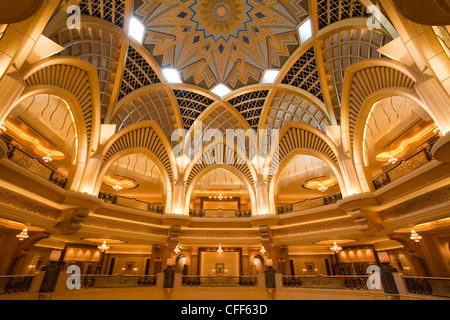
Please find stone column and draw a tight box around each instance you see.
[172,181,186,215]
[380,0,450,98]
[0,72,26,126]
[419,234,450,277]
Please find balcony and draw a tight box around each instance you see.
[98,192,164,214]
[373,146,434,190]
[189,209,252,218]
[278,193,343,215]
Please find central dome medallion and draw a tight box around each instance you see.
[191,0,252,41]
[135,0,309,90]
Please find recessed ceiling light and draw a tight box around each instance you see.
[261,69,280,84]
[211,83,231,98]
[298,18,312,44]
[129,16,145,44]
[162,68,182,84]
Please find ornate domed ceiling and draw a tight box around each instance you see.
[134,0,309,89]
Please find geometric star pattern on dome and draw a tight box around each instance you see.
[134,0,309,90]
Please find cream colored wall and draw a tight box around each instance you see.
[15,246,53,275]
[200,252,240,276]
[107,255,151,275]
[289,255,331,275]
[386,248,417,276]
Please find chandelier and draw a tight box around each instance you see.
[16,228,29,241]
[318,185,328,193]
[112,183,123,191]
[174,245,181,254]
[388,154,398,165]
[260,245,266,255]
[42,153,53,163]
[210,193,232,200]
[330,241,342,253]
[217,245,223,254]
[98,241,110,252]
[410,230,422,242]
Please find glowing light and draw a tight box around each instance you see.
[174,245,181,254]
[298,18,312,43]
[261,70,280,84]
[162,68,182,84]
[17,228,29,241]
[211,84,231,98]
[260,245,266,255]
[129,17,145,43]
[217,245,223,254]
[97,241,110,252]
[42,153,53,163]
[330,242,342,253]
[410,230,422,243]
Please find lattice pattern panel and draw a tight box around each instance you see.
[53,26,123,122]
[282,47,323,101]
[266,91,330,133]
[79,0,126,28]
[269,127,338,179]
[112,89,177,141]
[323,29,390,123]
[190,105,243,150]
[347,66,416,145]
[317,0,368,30]
[186,143,255,186]
[173,90,215,129]
[103,126,173,181]
[119,46,161,100]
[25,65,96,146]
[228,91,269,129]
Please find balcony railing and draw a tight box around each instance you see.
[278,193,343,215]
[282,275,370,291]
[98,192,164,214]
[373,146,434,190]
[181,275,258,287]
[0,275,35,295]
[403,277,450,298]
[189,209,252,218]
[2,138,68,189]
[80,275,158,289]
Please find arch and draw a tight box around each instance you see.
[260,85,332,133]
[184,164,257,216]
[352,88,436,192]
[265,122,342,178]
[21,56,102,155]
[14,86,89,192]
[253,254,265,274]
[268,149,346,215]
[109,84,183,141]
[99,121,178,184]
[340,58,420,156]
[94,147,172,214]
[183,137,258,189]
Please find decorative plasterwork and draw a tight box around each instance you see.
[227,90,269,129]
[380,185,450,222]
[316,0,368,30]
[79,0,127,28]
[134,0,308,89]
[0,186,60,219]
[272,217,361,237]
[112,87,178,140]
[322,28,391,122]
[265,90,330,132]
[82,215,169,236]
[52,26,123,122]
[282,46,324,101]
[174,89,215,129]
[119,46,162,100]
